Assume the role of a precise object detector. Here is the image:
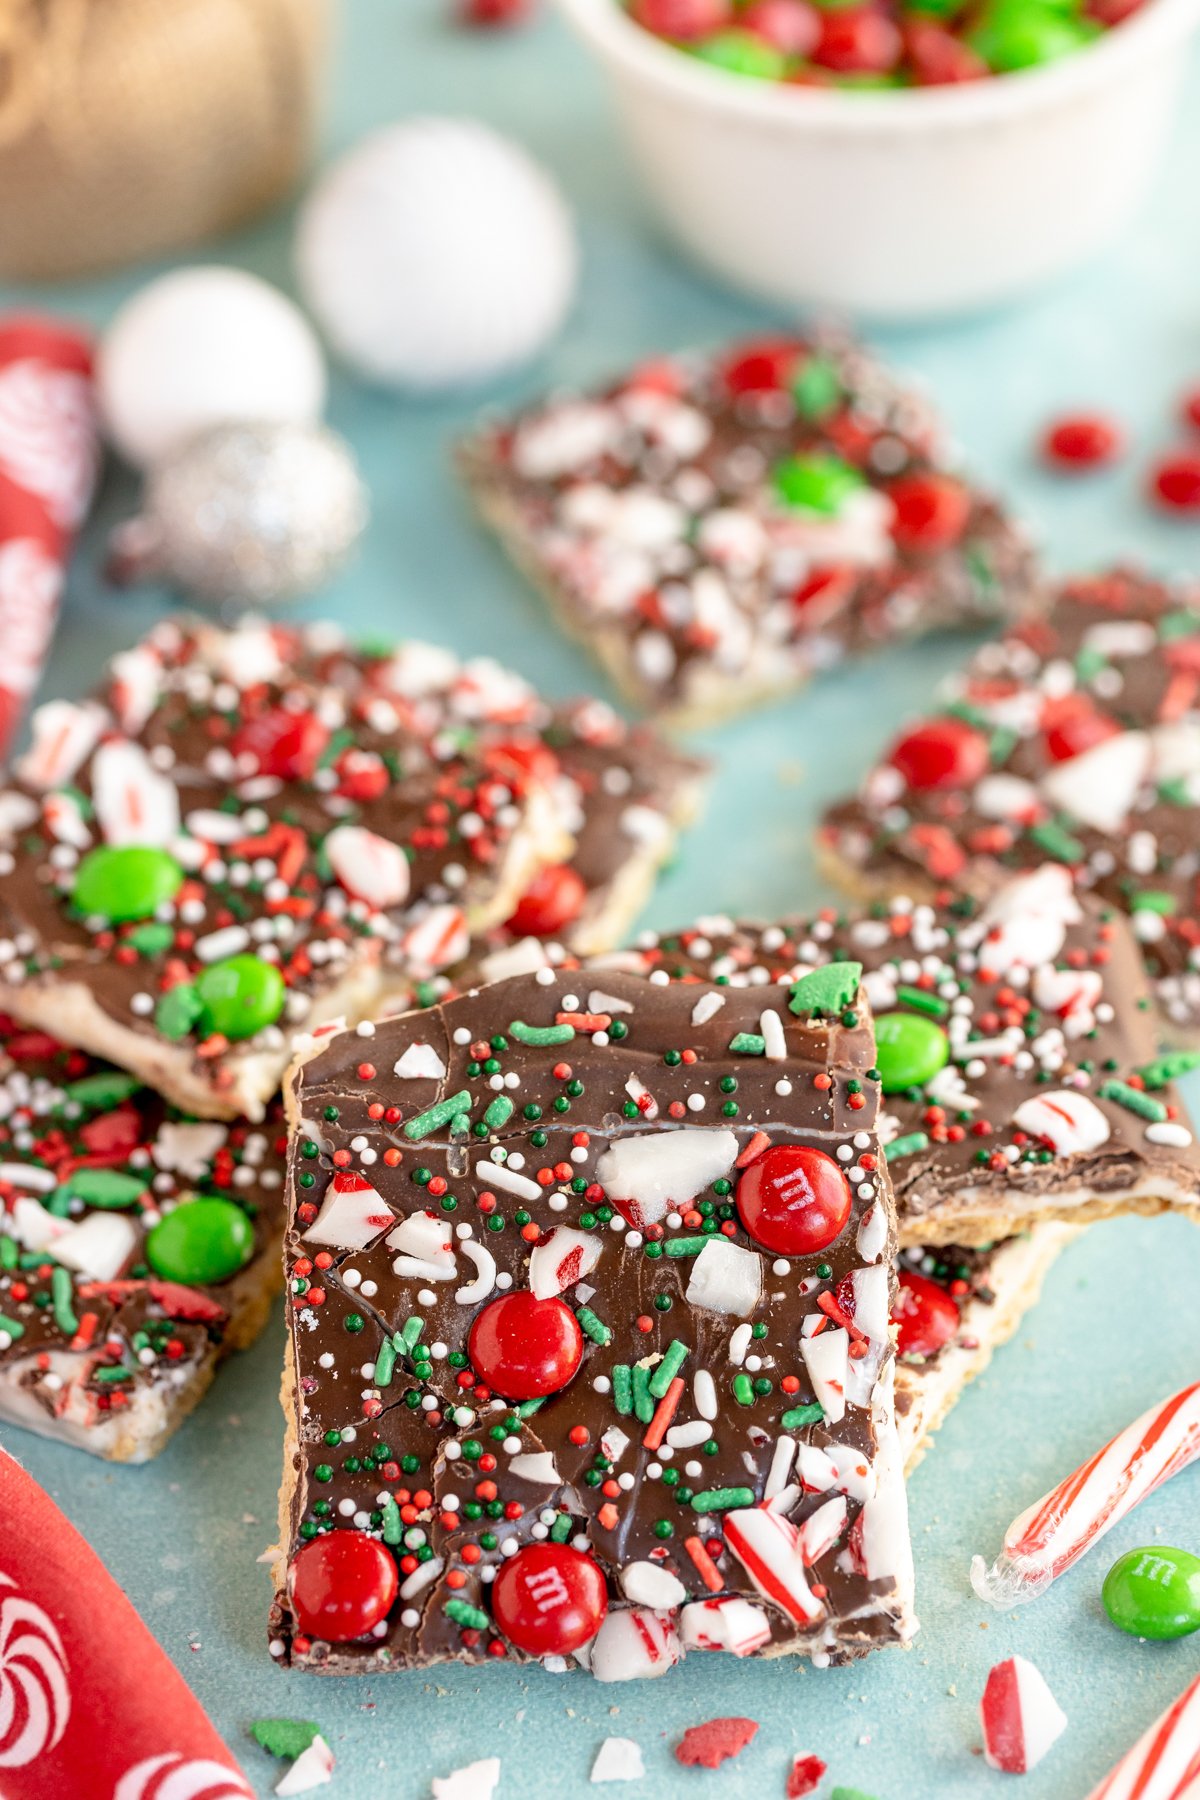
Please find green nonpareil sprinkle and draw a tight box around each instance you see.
[400,1315,425,1352]
[650,1340,688,1399]
[483,1095,514,1130]
[374,1335,399,1388]
[549,1512,573,1543]
[664,1237,707,1258]
[250,1719,320,1762]
[576,1306,611,1347]
[690,1486,755,1514]
[50,1266,77,1336]
[885,1132,931,1162]
[1098,1079,1168,1123]
[445,1598,490,1631]
[0,1312,25,1341]
[632,1362,656,1424]
[612,1364,633,1416]
[404,1091,473,1141]
[728,1032,765,1056]
[732,1373,755,1407]
[1028,821,1085,863]
[1139,1052,1200,1089]
[896,985,949,1019]
[380,1495,403,1545]
[509,1020,575,1047]
[781,1402,825,1429]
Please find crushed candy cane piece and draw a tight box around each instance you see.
[590,1737,645,1783]
[980,1656,1067,1774]
[432,1757,502,1800]
[675,1717,759,1770]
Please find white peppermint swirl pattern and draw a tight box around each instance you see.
[0,1569,70,1768]
[0,358,96,529]
[113,1752,255,1800]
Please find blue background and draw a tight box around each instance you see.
[3,3,1200,1794]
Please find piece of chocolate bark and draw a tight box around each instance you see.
[270,968,916,1676]
[459,330,1035,726]
[818,569,1200,1044]
[0,1017,286,1461]
[597,879,1200,1246]
[0,621,649,1121]
[892,1228,1077,1473]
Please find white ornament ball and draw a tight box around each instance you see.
[296,117,577,392]
[98,266,327,469]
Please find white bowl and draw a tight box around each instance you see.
[556,0,1200,317]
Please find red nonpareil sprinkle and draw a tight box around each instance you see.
[1150,451,1200,513]
[675,1717,759,1769]
[1041,413,1123,470]
[786,1752,828,1798]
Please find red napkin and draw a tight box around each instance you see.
[0,315,98,761]
[0,1446,252,1798]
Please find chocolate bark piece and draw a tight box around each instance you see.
[270,969,915,1676]
[0,1017,286,1461]
[458,329,1035,727]
[0,621,578,1121]
[893,1228,1077,1473]
[602,880,1200,1246]
[818,569,1200,1045]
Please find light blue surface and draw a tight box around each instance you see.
[3,4,1200,1795]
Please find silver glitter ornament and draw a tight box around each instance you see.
[123,420,367,605]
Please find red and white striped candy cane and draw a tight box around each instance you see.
[1086,1672,1200,1800]
[971,1381,1200,1608]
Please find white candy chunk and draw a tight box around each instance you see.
[590,1738,645,1784]
[381,639,461,698]
[594,1128,737,1230]
[92,738,179,847]
[797,1496,848,1566]
[528,1226,602,1298]
[589,1608,681,1683]
[43,791,90,849]
[508,1452,561,1485]
[385,1209,456,1277]
[1033,966,1102,1038]
[691,991,725,1028]
[619,1562,687,1609]
[16,699,106,791]
[1152,720,1200,782]
[1012,1090,1111,1155]
[455,1239,497,1306]
[855,1202,888,1264]
[973,773,1041,822]
[693,1369,718,1420]
[393,1043,447,1080]
[401,904,469,974]
[974,867,1080,973]
[588,989,633,1016]
[0,1164,56,1194]
[685,1238,762,1317]
[276,1734,335,1795]
[801,1328,849,1424]
[326,824,410,910]
[199,621,283,687]
[760,1009,787,1061]
[849,1439,910,1587]
[52,1213,137,1282]
[763,1435,797,1502]
[679,1596,772,1658]
[476,938,552,984]
[432,1757,502,1800]
[303,1171,394,1250]
[109,645,162,734]
[980,1656,1068,1775]
[850,1265,890,1345]
[1041,729,1151,833]
[9,1195,70,1254]
[724,1508,824,1623]
[152,1121,227,1180]
[796,1443,838,1493]
[600,1427,630,1464]
[824,1442,877,1503]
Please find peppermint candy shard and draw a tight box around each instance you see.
[674,1717,759,1769]
[980,1656,1067,1774]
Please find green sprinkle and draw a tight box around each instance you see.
[483,1094,514,1130]
[64,1168,148,1210]
[515,1396,546,1419]
[403,1091,473,1141]
[650,1340,688,1399]
[154,983,203,1041]
[124,921,175,958]
[1139,1052,1200,1089]
[380,1494,403,1545]
[1029,821,1085,863]
[0,1236,16,1270]
[549,1512,573,1543]
[444,1599,490,1631]
[789,961,862,1016]
[0,1312,25,1342]
[612,1365,633,1416]
[632,1362,656,1424]
[885,1132,931,1162]
[792,353,841,422]
[1158,609,1200,641]
[400,1315,425,1352]
[781,1402,825,1429]
[690,1486,755,1513]
[728,1032,765,1056]
[50,1266,77,1336]
[1132,891,1178,916]
[63,1070,143,1110]
[663,1236,707,1258]
[732,1373,755,1407]
[896,985,950,1019]
[576,1306,612,1347]
[374,1335,399,1388]
[1098,1079,1168,1123]
[508,1020,575,1047]
[250,1719,320,1761]
[93,1363,135,1383]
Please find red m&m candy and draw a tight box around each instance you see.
[468,1291,584,1400]
[491,1544,608,1656]
[889,717,989,792]
[289,1530,398,1642]
[1150,451,1200,514]
[1040,413,1122,471]
[1042,697,1120,763]
[891,1271,960,1358]
[887,472,971,552]
[736,1145,852,1257]
[231,707,328,780]
[505,864,588,938]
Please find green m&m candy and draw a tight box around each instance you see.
[691,29,788,79]
[1102,1546,1200,1641]
[874,1011,950,1093]
[772,453,865,517]
[71,845,184,924]
[969,2,1097,71]
[146,1197,255,1285]
[195,954,286,1041]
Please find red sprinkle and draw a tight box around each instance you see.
[787,1753,829,1799]
[674,1717,759,1770]
[1150,451,1200,513]
[1041,413,1122,470]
